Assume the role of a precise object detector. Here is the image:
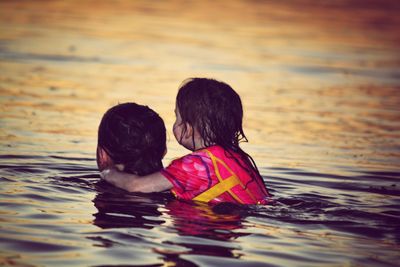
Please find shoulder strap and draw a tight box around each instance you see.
[193,149,257,204]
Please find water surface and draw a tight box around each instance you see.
[1,0,400,266]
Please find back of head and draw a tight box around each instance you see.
[176,77,246,150]
[97,102,166,175]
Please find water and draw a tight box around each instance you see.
[1,0,400,266]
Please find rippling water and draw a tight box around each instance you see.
[1,0,400,266]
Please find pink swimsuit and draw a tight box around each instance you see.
[161,145,269,205]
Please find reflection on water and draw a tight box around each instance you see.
[1,0,400,266]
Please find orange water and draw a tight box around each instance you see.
[1,1,400,266]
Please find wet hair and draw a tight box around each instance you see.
[176,78,268,193]
[97,102,166,176]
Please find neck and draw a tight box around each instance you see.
[192,138,218,151]
[190,135,208,151]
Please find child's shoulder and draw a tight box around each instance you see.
[198,145,233,158]
[174,146,230,165]
[182,148,212,162]
[166,149,213,177]
[189,145,225,159]
[170,148,212,165]
[202,145,226,152]
[172,146,223,166]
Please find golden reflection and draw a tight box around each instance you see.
[1,1,399,266]
[1,1,399,173]
[0,0,400,172]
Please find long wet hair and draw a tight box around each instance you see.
[97,102,166,176]
[176,78,268,193]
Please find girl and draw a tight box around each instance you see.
[101,78,270,204]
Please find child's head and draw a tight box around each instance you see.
[97,102,166,175]
[173,78,268,195]
[173,78,247,151]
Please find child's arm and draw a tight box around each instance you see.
[100,168,173,193]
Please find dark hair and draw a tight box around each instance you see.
[97,102,166,176]
[176,78,268,193]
